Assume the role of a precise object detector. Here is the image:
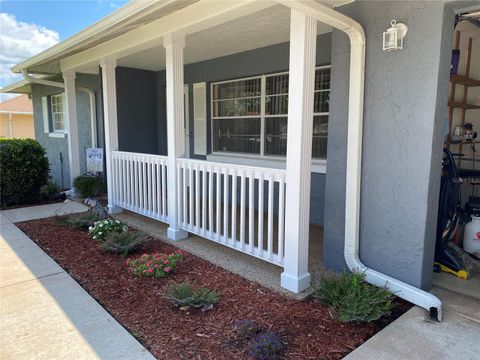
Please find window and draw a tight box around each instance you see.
[51,94,65,132]
[211,66,330,159]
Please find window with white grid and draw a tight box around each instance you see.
[211,66,330,159]
[51,94,65,132]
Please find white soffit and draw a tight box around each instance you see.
[117,4,332,71]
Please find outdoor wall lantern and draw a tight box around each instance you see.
[383,20,408,51]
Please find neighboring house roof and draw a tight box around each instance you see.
[0,95,33,114]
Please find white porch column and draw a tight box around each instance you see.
[164,32,188,240]
[281,9,317,292]
[63,70,81,188]
[100,57,122,214]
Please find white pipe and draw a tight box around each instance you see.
[277,0,442,321]
[8,113,13,138]
[21,70,97,147]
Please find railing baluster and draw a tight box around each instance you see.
[189,163,194,229]
[249,173,254,254]
[208,167,213,235]
[267,177,274,260]
[258,173,264,258]
[240,171,246,251]
[231,169,237,247]
[278,177,285,264]
[147,160,152,215]
[161,162,167,218]
[202,166,207,234]
[182,163,187,226]
[223,169,229,243]
[195,165,200,230]
[216,170,221,242]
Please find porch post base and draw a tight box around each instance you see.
[280,272,311,293]
[167,228,188,241]
[108,205,123,214]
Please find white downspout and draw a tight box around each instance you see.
[276,0,442,321]
[8,113,13,138]
[21,70,97,147]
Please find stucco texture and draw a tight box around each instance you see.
[324,1,454,289]
[0,113,34,139]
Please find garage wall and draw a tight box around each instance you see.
[324,1,454,289]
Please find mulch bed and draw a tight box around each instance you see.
[17,217,411,360]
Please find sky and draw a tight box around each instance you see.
[0,0,129,101]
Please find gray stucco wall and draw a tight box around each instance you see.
[32,73,100,188]
[324,1,454,289]
[116,67,158,154]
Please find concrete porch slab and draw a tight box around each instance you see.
[2,201,88,223]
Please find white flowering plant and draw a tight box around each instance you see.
[88,219,128,242]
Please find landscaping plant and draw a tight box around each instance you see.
[101,231,146,257]
[39,179,63,200]
[127,251,183,278]
[234,320,262,340]
[73,174,104,198]
[313,271,394,323]
[65,210,102,230]
[0,139,49,207]
[249,331,285,360]
[163,282,220,310]
[89,219,128,242]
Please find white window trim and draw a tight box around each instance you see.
[50,93,66,134]
[210,65,331,170]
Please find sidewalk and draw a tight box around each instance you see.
[0,204,155,360]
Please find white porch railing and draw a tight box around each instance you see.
[177,158,286,266]
[111,151,168,222]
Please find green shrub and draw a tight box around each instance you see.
[101,231,146,257]
[40,179,62,199]
[89,219,128,242]
[73,174,104,198]
[64,210,102,230]
[0,139,49,207]
[127,251,184,278]
[313,271,394,323]
[163,282,220,310]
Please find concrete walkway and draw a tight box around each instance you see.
[345,284,480,360]
[0,206,154,360]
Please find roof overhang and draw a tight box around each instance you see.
[0,80,32,94]
[10,0,353,77]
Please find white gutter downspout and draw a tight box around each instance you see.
[276,0,442,321]
[21,70,97,147]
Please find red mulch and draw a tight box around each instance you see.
[17,217,410,360]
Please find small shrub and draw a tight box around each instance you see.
[73,174,104,198]
[234,320,262,340]
[65,210,102,230]
[313,271,394,323]
[40,179,62,199]
[127,251,183,278]
[101,231,146,257]
[249,331,285,360]
[163,282,220,310]
[89,219,128,242]
[0,139,49,207]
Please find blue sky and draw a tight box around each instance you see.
[0,0,129,100]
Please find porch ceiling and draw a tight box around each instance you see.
[117,4,332,72]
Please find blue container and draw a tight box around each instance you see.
[451,49,460,75]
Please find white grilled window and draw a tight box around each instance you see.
[211,66,330,159]
[51,94,65,132]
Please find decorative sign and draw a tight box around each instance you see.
[86,148,104,173]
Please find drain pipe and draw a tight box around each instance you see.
[21,70,97,147]
[276,0,442,321]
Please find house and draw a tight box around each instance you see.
[2,0,480,321]
[0,95,34,139]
